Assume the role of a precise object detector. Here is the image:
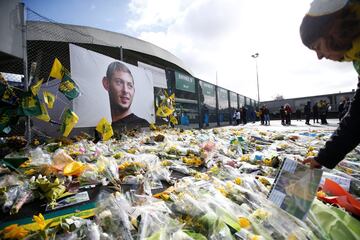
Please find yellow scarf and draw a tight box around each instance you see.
[344,37,360,61]
[344,37,360,75]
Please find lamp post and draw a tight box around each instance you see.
[251,53,260,106]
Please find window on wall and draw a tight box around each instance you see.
[199,80,216,108]
[230,92,238,109]
[218,88,229,110]
[239,95,245,107]
[217,87,230,124]
[174,71,198,124]
[199,80,217,124]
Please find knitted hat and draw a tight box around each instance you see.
[307,0,348,16]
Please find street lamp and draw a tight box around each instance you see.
[251,53,260,105]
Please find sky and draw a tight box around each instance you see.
[23,0,358,101]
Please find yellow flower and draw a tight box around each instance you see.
[252,208,270,220]
[127,148,137,154]
[182,155,203,167]
[306,151,316,157]
[2,224,29,239]
[316,190,326,198]
[250,235,262,240]
[149,123,158,131]
[234,177,242,185]
[194,172,210,180]
[161,160,173,166]
[113,152,124,159]
[216,187,228,197]
[118,161,131,170]
[240,154,250,161]
[287,233,298,240]
[63,161,86,176]
[345,168,353,175]
[33,213,46,230]
[258,177,270,186]
[209,166,220,174]
[24,169,37,175]
[238,217,251,228]
[263,158,272,166]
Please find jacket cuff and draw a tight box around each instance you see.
[314,152,337,169]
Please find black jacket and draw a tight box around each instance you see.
[315,77,360,169]
[112,113,149,132]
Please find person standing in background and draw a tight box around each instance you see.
[284,104,292,125]
[280,106,286,125]
[242,106,248,124]
[304,101,311,125]
[312,101,319,123]
[264,105,270,125]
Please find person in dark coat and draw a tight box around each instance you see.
[304,101,311,125]
[312,102,319,123]
[241,106,247,124]
[301,0,360,169]
[279,106,286,125]
[295,109,302,121]
[284,104,292,125]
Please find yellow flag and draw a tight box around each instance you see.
[156,105,174,117]
[50,58,64,80]
[30,78,43,96]
[61,109,79,137]
[170,115,178,125]
[36,103,50,122]
[43,91,55,109]
[96,117,113,141]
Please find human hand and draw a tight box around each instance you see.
[302,156,322,169]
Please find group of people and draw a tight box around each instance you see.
[257,105,270,125]
[305,100,331,125]
[232,107,248,125]
[278,100,333,126]
[279,104,293,125]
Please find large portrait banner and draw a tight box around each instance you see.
[70,44,154,129]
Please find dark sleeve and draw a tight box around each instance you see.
[315,78,360,169]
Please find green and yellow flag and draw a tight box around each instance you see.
[60,109,79,137]
[0,108,18,133]
[20,92,42,116]
[96,117,113,141]
[0,110,11,132]
[30,78,43,96]
[36,103,51,122]
[1,76,19,105]
[156,92,175,118]
[59,72,80,100]
[156,105,174,118]
[50,58,65,80]
[170,115,178,125]
[43,91,56,109]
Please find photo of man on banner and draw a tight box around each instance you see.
[70,44,154,131]
[102,61,149,130]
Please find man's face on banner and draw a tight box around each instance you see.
[107,70,135,112]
